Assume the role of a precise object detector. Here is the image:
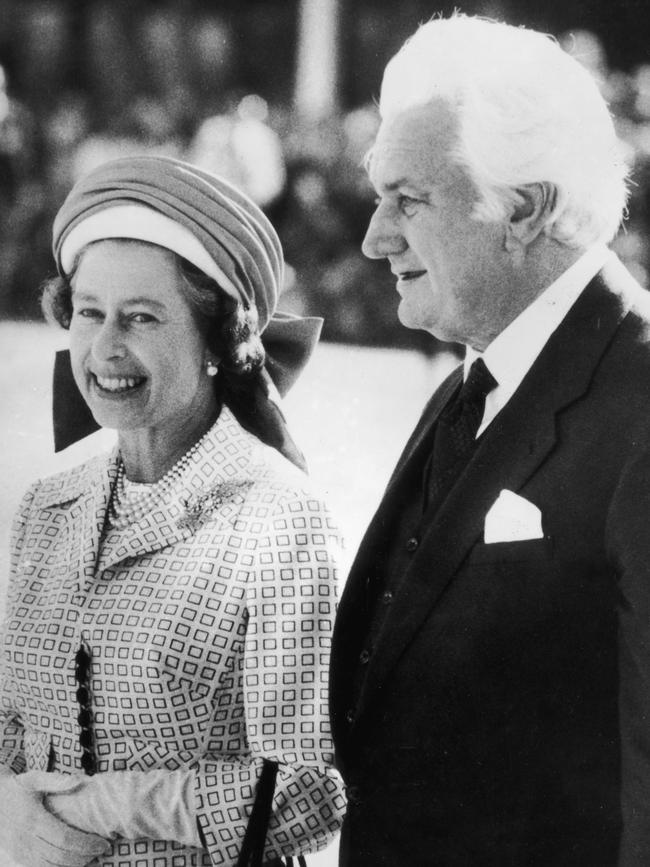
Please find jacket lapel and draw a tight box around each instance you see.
[333,367,462,645]
[43,407,258,580]
[386,366,463,492]
[351,267,637,722]
[97,407,256,572]
[43,454,117,599]
[96,497,197,573]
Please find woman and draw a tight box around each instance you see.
[0,155,346,866]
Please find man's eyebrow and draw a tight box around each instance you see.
[370,176,408,193]
[375,177,428,196]
[382,178,410,191]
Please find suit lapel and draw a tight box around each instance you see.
[351,268,636,722]
[333,367,462,647]
[385,366,462,492]
[45,454,117,599]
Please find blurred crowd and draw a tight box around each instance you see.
[1,1,650,353]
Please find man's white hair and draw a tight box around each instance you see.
[378,14,630,248]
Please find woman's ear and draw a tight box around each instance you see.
[505,182,559,251]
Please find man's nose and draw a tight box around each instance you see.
[361,205,406,260]
[92,319,126,362]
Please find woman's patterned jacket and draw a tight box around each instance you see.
[0,405,346,866]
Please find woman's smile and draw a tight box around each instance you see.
[92,373,147,394]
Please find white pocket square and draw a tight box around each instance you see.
[484,489,543,543]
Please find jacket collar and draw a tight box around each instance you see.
[39,406,259,586]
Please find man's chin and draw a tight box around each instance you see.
[397,303,437,335]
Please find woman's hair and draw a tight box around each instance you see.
[41,240,265,379]
[376,13,630,248]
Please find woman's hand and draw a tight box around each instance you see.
[43,768,201,847]
[0,771,111,867]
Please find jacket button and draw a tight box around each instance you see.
[405,536,419,552]
[345,708,355,724]
[359,649,371,664]
[346,785,361,805]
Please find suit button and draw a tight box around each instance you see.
[346,785,361,805]
[382,590,394,604]
[359,649,371,664]
[405,536,419,552]
[345,708,355,724]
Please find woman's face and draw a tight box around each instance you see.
[69,239,215,438]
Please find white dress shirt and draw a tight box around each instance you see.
[465,244,614,437]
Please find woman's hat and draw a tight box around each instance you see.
[51,155,322,470]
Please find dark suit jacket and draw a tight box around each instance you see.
[330,258,650,866]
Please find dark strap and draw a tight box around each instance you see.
[238,760,279,867]
[236,761,307,867]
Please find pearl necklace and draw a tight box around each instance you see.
[108,426,214,530]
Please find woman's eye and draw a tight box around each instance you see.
[74,307,102,320]
[130,312,157,324]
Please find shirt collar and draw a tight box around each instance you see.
[464,244,613,434]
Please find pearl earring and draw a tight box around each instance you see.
[205,359,219,377]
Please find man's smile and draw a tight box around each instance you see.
[396,270,427,282]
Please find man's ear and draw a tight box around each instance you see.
[505,182,559,250]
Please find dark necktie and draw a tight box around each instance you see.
[425,357,498,513]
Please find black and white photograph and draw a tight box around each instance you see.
[2,1,650,865]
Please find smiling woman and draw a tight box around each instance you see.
[45,241,223,479]
[0,155,346,867]
[71,243,217,457]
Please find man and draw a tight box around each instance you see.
[330,14,650,866]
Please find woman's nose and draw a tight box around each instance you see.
[92,319,126,362]
[361,205,406,260]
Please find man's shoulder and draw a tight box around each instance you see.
[597,260,650,372]
[599,255,650,330]
[548,256,650,382]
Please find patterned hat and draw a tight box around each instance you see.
[53,154,284,329]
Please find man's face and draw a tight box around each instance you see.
[363,102,507,350]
